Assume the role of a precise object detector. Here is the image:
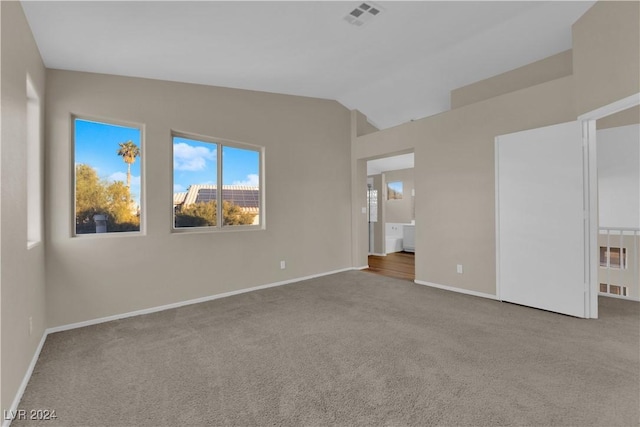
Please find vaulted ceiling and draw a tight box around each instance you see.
[21,1,594,129]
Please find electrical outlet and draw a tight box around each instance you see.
[29,316,33,336]
[280,260,286,270]
[456,264,463,274]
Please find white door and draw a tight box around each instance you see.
[496,121,586,318]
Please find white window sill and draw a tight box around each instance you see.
[171,225,264,235]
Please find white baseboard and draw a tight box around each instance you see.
[6,267,359,424]
[414,280,498,301]
[2,332,47,427]
[47,267,355,334]
[368,253,386,257]
[8,268,494,424]
[598,292,640,302]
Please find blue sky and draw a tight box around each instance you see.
[173,137,259,193]
[74,119,259,205]
[75,119,142,206]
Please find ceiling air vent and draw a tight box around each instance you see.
[344,2,383,27]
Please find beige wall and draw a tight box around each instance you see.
[451,50,573,109]
[354,76,576,295]
[352,158,368,268]
[597,105,640,129]
[3,0,639,414]
[355,110,379,137]
[45,70,352,327]
[383,168,414,224]
[352,1,640,296]
[1,1,47,415]
[573,1,640,115]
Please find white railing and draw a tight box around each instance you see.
[598,227,639,300]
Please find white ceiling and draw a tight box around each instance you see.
[21,1,594,130]
[367,153,414,175]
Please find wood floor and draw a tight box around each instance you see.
[364,251,415,281]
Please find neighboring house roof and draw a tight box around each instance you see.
[174,185,260,215]
[173,192,187,205]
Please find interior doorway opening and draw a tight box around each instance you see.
[593,104,640,304]
[581,93,640,318]
[495,93,638,319]
[364,152,415,281]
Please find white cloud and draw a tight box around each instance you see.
[232,174,259,187]
[173,184,186,192]
[108,172,140,187]
[173,142,216,171]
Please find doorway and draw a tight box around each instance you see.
[589,100,640,308]
[581,93,640,318]
[364,152,415,281]
[495,93,639,319]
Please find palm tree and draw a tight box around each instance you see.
[116,141,140,188]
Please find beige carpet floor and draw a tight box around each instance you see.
[13,271,640,426]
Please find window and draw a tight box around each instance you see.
[600,283,629,297]
[387,181,403,200]
[367,186,378,222]
[73,117,143,235]
[173,133,262,230]
[27,75,42,248]
[600,246,627,269]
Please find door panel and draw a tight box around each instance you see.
[496,121,585,317]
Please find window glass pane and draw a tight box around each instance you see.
[599,247,608,267]
[609,247,621,268]
[600,246,628,269]
[173,137,218,228]
[27,76,42,245]
[387,181,403,200]
[75,118,141,235]
[221,146,260,226]
[368,189,378,222]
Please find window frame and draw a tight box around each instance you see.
[171,130,265,233]
[387,181,404,200]
[599,245,628,269]
[27,74,43,249]
[71,114,146,238]
[599,283,629,297]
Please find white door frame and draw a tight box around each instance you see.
[579,93,640,319]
